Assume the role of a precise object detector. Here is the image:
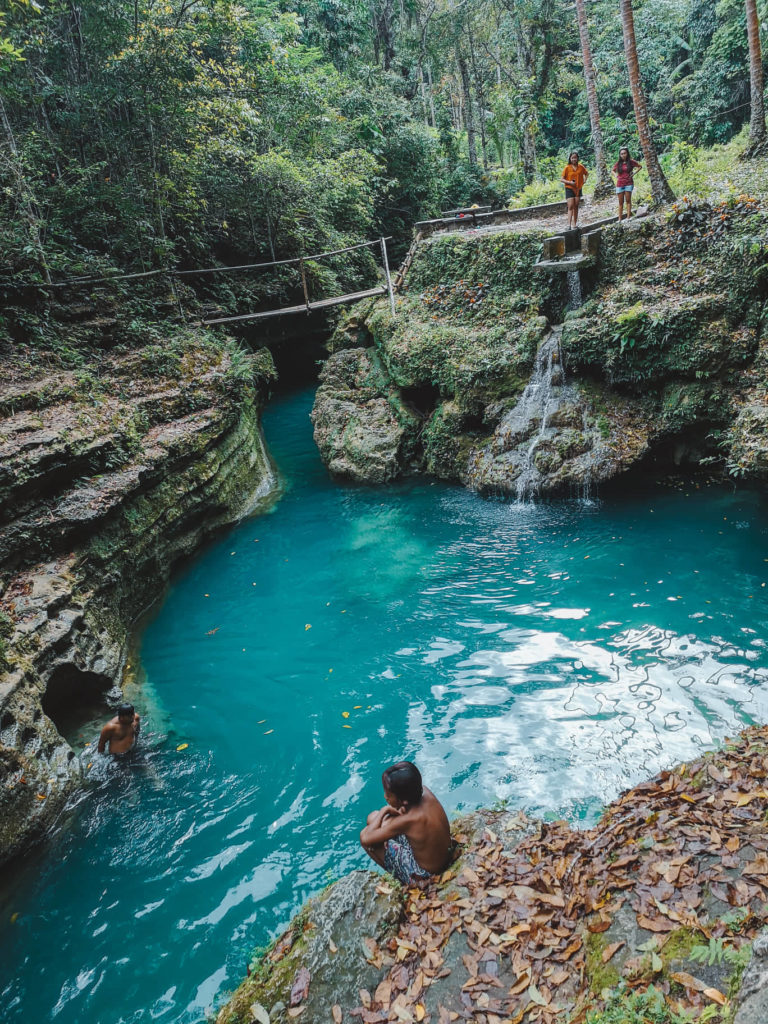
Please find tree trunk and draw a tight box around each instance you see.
[426,64,437,128]
[458,52,478,166]
[376,0,395,72]
[620,0,675,205]
[520,118,537,183]
[575,0,613,197]
[468,32,488,169]
[0,94,52,284]
[745,0,767,153]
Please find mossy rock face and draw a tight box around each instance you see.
[366,299,542,404]
[216,871,403,1024]
[408,230,549,296]
[562,292,757,387]
[422,401,489,481]
[0,341,277,866]
[311,348,421,483]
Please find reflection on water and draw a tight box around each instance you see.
[1,387,768,1024]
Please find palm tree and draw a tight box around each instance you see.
[619,0,675,205]
[745,0,767,154]
[575,0,613,197]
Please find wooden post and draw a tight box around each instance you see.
[300,257,311,312]
[380,237,396,317]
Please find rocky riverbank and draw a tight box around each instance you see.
[0,327,278,865]
[218,725,768,1024]
[312,197,768,495]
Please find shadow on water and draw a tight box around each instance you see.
[2,384,768,1024]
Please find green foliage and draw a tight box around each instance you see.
[689,936,751,968]
[586,983,722,1024]
[0,608,13,672]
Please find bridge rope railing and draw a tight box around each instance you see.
[15,235,397,326]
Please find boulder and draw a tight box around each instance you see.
[311,348,420,483]
[734,929,768,1024]
[216,871,403,1024]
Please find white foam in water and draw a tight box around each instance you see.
[567,268,582,310]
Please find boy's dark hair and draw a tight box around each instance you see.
[117,703,134,718]
[383,761,423,804]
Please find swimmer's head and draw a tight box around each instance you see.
[117,703,134,721]
[382,761,423,808]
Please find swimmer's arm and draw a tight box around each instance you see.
[97,723,113,754]
[133,714,141,736]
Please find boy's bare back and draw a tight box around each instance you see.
[392,786,451,873]
[360,762,453,880]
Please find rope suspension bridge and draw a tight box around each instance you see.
[26,199,592,326]
[35,236,399,325]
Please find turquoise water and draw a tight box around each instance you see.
[3,386,768,1023]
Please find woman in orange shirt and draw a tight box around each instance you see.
[560,151,589,229]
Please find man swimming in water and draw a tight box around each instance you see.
[98,703,140,755]
[360,761,452,885]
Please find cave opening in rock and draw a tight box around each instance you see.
[401,382,441,418]
[42,664,115,742]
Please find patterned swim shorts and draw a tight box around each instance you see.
[384,834,432,886]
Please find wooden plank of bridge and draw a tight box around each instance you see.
[201,286,387,326]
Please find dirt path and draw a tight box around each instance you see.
[421,197,619,245]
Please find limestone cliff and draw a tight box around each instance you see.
[313,199,768,494]
[0,335,277,865]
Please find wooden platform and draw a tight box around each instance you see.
[201,286,387,326]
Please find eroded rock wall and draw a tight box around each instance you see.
[312,204,768,493]
[0,340,277,865]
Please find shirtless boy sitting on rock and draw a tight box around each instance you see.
[98,703,140,755]
[360,761,452,885]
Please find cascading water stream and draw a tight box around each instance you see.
[468,254,599,499]
[514,328,567,500]
[567,269,582,310]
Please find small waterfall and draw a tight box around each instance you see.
[468,327,595,501]
[513,330,565,501]
[566,269,582,310]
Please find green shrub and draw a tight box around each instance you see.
[586,983,721,1024]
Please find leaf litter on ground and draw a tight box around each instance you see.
[338,726,768,1023]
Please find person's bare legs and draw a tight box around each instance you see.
[618,192,625,220]
[573,194,581,226]
[361,810,386,867]
[626,191,633,218]
[566,196,575,229]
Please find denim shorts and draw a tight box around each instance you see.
[616,185,634,194]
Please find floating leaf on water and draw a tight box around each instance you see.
[257,719,266,724]
[305,624,312,631]
[342,712,350,718]
[10,912,19,924]
[36,794,46,800]
[176,743,188,751]
[264,729,274,735]
[342,725,351,729]
[353,705,362,709]
[328,939,338,953]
